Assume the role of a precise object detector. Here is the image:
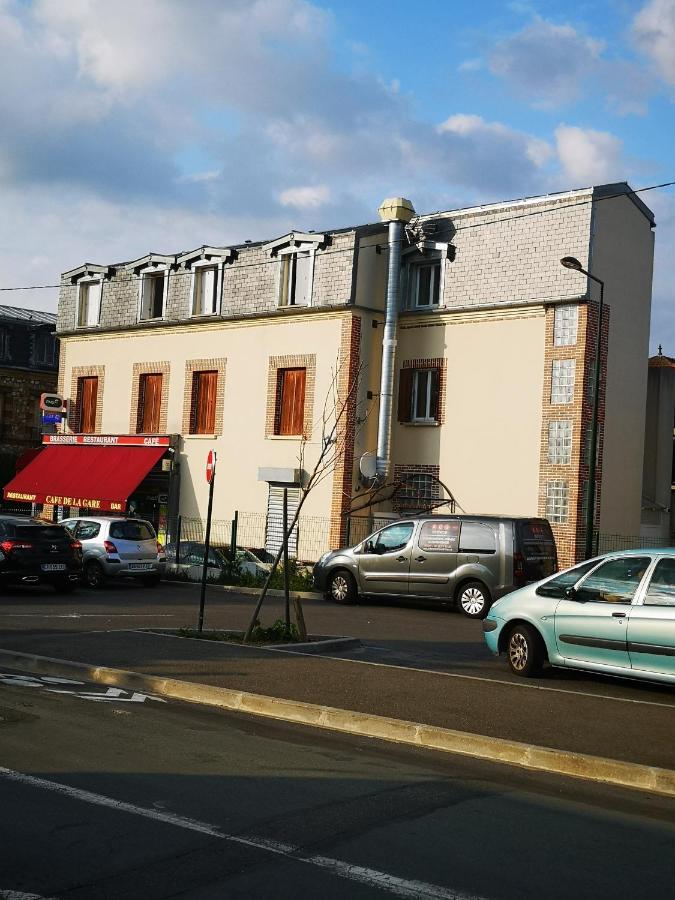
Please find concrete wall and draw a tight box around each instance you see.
[591,194,655,536]
[641,363,675,542]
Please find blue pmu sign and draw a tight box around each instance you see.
[41,412,63,424]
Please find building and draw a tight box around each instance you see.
[641,348,674,545]
[3,183,656,566]
[0,305,58,491]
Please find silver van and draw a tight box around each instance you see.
[313,515,558,617]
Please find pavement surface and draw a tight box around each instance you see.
[2,667,674,900]
[0,581,673,774]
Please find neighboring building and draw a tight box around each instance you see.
[4,183,656,566]
[641,348,674,545]
[0,305,58,490]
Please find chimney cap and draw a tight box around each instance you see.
[378,197,416,223]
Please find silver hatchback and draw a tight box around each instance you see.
[61,517,166,588]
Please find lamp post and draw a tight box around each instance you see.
[560,256,605,559]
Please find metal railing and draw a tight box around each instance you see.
[596,533,673,554]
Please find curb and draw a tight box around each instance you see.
[1,647,673,799]
[164,578,323,601]
[143,629,362,654]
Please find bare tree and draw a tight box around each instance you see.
[243,356,369,643]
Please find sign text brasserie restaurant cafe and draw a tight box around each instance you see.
[3,434,179,539]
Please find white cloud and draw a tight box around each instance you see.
[554,126,625,186]
[278,185,331,209]
[632,0,675,86]
[439,114,553,170]
[488,17,604,107]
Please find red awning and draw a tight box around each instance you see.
[3,444,167,512]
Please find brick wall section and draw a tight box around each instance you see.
[57,340,66,395]
[68,365,105,433]
[182,358,227,435]
[129,361,171,433]
[265,355,316,439]
[401,357,447,424]
[537,303,610,567]
[329,315,362,547]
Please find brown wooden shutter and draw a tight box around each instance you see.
[139,373,162,433]
[397,368,413,422]
[277,368,306,435]
[78,377,98,433]
[429,367,441,422]
[193,371,218,434]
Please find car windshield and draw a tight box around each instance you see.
[536,558,600,597]
[109,521,155,541]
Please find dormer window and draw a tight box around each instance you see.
[176,247,232,318]
[77,279,103,327]
[126,254,174,323]
[262,231,325,309]
[193,265,218,316]
[408,260,440,309]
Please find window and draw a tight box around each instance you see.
[0,327,10,361]
[398,367,441,423]
[554,305,578,346]
[76,376,98,433]
[370,522,414,554]
[33,331,56,367]
[137,373,163,434]
[397,473,440,512]
[548,420,572,465]
[576,556,651,604]
[275,368,306,435]
[536,559,600,597]
[191,370,218,434]
[77,280,102,327]
[546,480,569,524]
[140,272,167,320]
[419,520,460,552]
[75,521,101,540]
[551,359,575,404]
[459,522,496,554]
[408,260,441,309]
[643,558,675,606]
[109,521,156,541]
[192,265,219,316]
[279,250,312,307]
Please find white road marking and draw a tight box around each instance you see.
[0,767,485,900]
[0,892,55,899]
[0,673,164,704]
[0,614,176,618]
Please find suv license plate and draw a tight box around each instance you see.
[129,563,152,570]
[42,563,66,572]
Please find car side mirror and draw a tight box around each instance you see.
[565,586,585,601]
[364,539,374,554]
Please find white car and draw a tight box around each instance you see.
[61,517,165,588]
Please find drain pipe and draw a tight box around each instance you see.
[375,197,415,484]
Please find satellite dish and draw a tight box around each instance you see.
[359,451,377,481]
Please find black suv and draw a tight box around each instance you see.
[0,516,82,593]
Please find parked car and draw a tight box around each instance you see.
[61,517,165,588]
[482,548,675,685]
[313,515,557,617]
[0,516,82,593]
[164,542,271,581]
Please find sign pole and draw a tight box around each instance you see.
[198,450,216,634]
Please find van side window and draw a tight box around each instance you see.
[419,520,460,552]
[459,522,496,554]
[372,522,414,554]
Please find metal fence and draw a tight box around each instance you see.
[596,533,673,554]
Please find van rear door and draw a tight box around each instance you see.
[515,520,558,585]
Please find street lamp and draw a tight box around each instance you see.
[559,256,605,559]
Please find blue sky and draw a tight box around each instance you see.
[0,0,672,349]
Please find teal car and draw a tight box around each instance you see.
[483,548,675,684]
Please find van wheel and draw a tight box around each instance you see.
[327,570,357,605]
[506,623,544,677]
[457,581,491,618]
[84,561,106,589]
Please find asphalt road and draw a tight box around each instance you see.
[1,579,674,712]
[1,667,674,900]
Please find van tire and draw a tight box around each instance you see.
[456,580,491,618]
[506,623,544,677]
[327,569,357,605]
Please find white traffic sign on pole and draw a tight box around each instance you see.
[206,449,216,484]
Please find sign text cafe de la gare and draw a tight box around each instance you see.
[3,435,175,521]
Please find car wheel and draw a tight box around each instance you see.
[140,574,161,587]
[506,623,544,677]
[457,580,491,618]
[84,560,106,589]
[53,580,77,594]
[327,569,357,605]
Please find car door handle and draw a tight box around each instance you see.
[415,556,426,563]
[612,612,627,618]
[397,556,407,563]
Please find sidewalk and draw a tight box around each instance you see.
[1,627,673,795]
